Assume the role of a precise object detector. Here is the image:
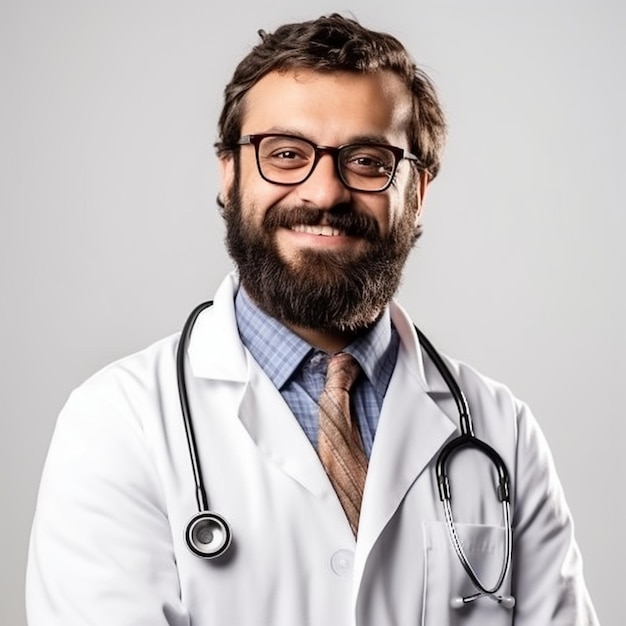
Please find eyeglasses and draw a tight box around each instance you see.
[237,133,421,193]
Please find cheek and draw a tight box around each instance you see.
[366,195,398,236]
[385,173,420,232]
[237,169,291,224]
[369,166,417,234]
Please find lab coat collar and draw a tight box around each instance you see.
[187,271,453,397]
[187,272,249,382]
[387,299,453,396]
[187,273,428,387]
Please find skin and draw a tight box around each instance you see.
[219,69,430,351]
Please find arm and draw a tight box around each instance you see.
[26,385,190,626]
[511,402,598,625]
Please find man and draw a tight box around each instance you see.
[27,14,598,625]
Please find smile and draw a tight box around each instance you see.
[290,224,345,237]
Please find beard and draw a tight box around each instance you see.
[222,178,421,334]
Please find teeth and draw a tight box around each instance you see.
[291,224,344,236]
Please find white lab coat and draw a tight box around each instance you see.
[27,273,598,625]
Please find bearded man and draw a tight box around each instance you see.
[27,14,598,626]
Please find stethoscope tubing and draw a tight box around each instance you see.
[442,497,513,595]
[177,302,514,606]
[414,327,474,437]
[176,300,214,514]
[416,326,513,602]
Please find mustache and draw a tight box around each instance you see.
[263,204,381,241]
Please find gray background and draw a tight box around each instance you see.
[2,1,623,624]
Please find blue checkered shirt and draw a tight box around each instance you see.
[234,287,399,457]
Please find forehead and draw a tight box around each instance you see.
[240,69,413,146]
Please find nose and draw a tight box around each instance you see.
[295,152,352,208]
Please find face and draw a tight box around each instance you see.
[220,69,429,333]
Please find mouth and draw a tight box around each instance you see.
[290,224,346,237]
[264,204,380,242]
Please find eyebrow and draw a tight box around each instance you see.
[258,127,394,146]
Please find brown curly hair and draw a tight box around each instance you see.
[216,14,447,178]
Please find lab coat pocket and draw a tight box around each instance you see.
[421,521,513,626]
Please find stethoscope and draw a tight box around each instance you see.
[176,301,515,610]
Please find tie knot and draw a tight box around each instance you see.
[325,353,361,393]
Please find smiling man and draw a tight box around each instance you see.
[220,68,426,350]
[27,14,598,626]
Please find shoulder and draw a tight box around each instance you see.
[447,354,523,419]
[62,332,182,430]
[82,333,180,392]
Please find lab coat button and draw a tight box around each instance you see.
[330,550,354,576]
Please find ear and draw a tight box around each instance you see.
[414,170,431,225]
[218,153,235,205]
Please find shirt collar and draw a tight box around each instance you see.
[344,309,395,396]
[235,287,312,389]
[235,287,397,396]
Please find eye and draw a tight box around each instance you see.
[342,146,395,177]
[351,156,386,171]
[259,137,314,170]
[271,149,304,161]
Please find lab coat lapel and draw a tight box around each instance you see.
[189,274,333,500]
[354,304,457,576]
[237,362,332,498]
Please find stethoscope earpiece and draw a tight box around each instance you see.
[450,597,467,610]
[499,595,516,609]
[185,511,232,559]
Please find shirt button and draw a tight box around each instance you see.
[330,549,354,576]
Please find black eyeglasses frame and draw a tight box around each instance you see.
[236,133,422,193]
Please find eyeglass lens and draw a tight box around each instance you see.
[256,135,397,191]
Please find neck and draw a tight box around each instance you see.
[285,323,359,353]
[238,285,383,352]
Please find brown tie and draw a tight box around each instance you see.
[318,352,368,536]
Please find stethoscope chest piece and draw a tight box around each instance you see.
[185,511,232,559]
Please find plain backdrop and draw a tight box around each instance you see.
[2,1,623,624]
